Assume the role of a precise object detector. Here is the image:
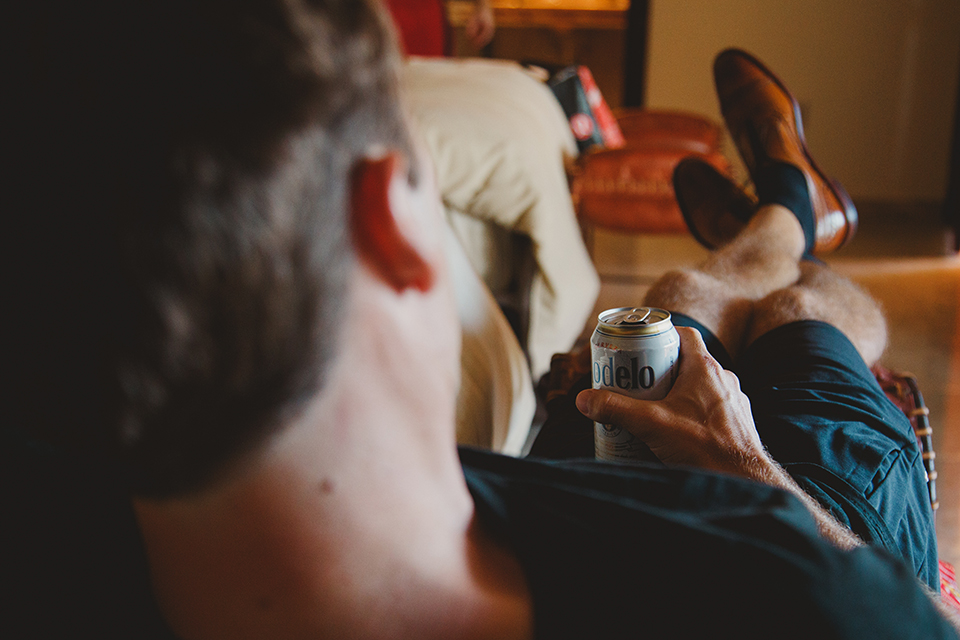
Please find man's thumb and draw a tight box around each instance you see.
[576,388,649,425]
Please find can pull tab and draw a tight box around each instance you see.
[622,308,651,325]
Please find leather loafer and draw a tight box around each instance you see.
[673,157,756,250]
[713,48,857,254]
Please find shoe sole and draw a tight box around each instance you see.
[674,157,756,250]
[674,159,719,250]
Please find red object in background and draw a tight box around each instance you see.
[571,109,728,234]
[549,66,625,153]
[576,66,625,149]
[385,0,450,57]
[941,560,960,613]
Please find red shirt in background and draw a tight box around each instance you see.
[384,0,450,57]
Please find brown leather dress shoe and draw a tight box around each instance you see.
[713,48,857,254]
[673,157,757,250]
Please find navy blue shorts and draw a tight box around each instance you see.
[671,314,940,590]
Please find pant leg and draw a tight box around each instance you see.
[735,320,939,589]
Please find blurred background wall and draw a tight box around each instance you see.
[645,0,960,203]
[453,0,960,205]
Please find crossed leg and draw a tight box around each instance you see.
[634,200,938,581]
[643,204,887,366]
[598,46,941,598]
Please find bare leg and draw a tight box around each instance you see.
[645,200,886,366]
[644,204,805,358]
[746,261,888,366]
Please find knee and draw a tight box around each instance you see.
[748,286,888,365]
[644,270,714,308]
[748,288,816,341]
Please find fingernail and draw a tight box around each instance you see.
[575,391,590,414]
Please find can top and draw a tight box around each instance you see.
[596,307,673,336]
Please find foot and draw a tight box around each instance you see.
[673,157,757,250]
[713,48,857,255]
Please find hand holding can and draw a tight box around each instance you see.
[591,307,679,463]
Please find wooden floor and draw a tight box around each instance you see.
[585,201,960,567]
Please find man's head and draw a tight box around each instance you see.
[9,0,421,497]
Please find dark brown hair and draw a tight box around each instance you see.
[8,0,413,497]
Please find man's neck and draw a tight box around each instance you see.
[133,388,532,640]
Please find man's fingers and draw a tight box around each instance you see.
[675,326,711,360]
[575,327,729,442]
[674,326,728,378]
[576,388,661,430]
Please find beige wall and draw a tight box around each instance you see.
[645,0,960,202]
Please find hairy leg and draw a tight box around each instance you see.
[746,261,888,366]
[644,204,805,358]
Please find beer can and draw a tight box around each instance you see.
[591,307,680,463]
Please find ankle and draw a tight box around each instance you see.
[748,205,807,259]
[755,162,816,254]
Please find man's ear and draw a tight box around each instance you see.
[349,154,434,293]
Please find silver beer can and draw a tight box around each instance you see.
[591,307,680,463]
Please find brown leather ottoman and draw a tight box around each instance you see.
[572,109,730,236]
